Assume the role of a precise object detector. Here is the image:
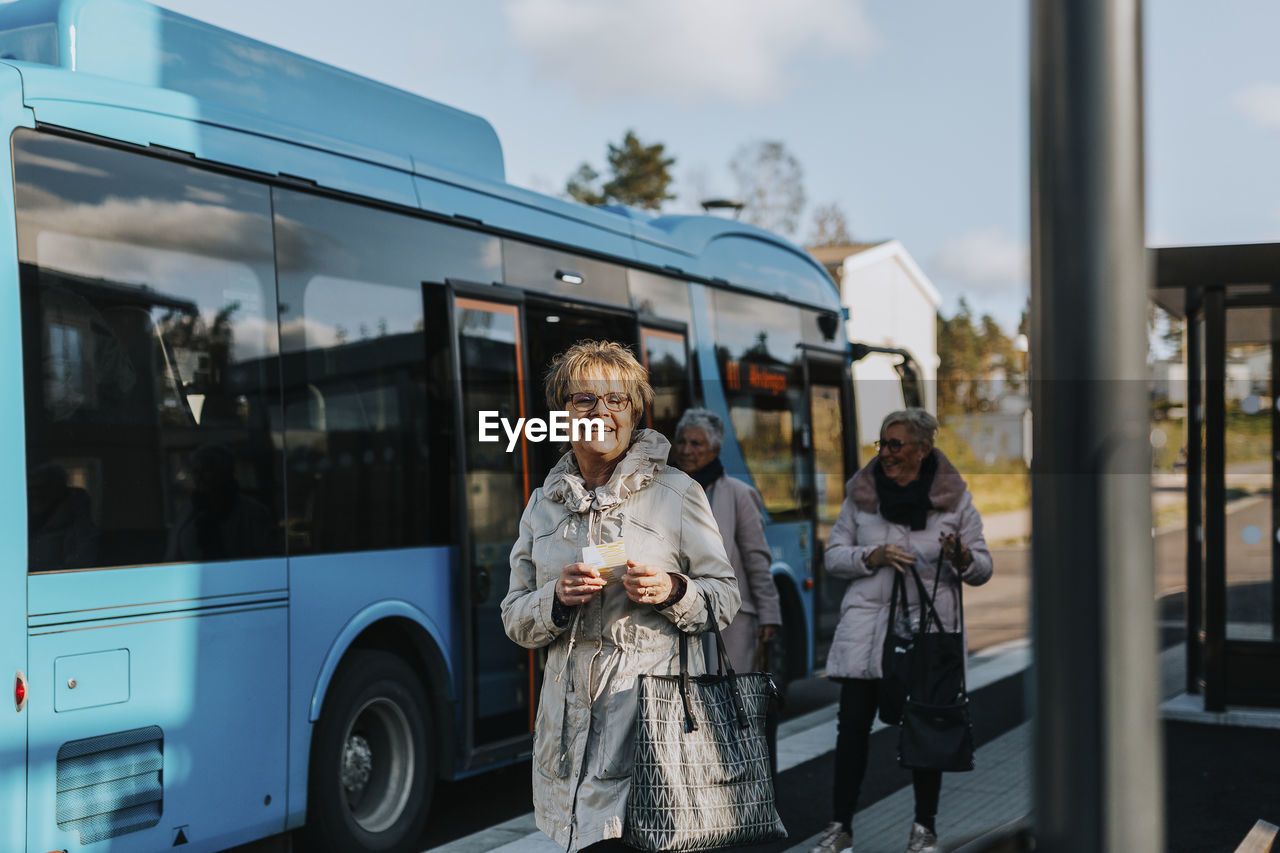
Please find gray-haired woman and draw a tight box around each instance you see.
[501,341,740,853]
[673,407,781,672]
[811,408,992,853]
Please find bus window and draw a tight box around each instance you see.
[15,131,283,570]
[503,239,628,306]
[641,327,691,442]
[273,190,495,553]
[711,290,809,520]
[629,269,693,327]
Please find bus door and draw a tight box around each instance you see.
[523,297,639,485]
[446,288,534,764]
[802,350,857,666]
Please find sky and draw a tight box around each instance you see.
[148,0,1280,332]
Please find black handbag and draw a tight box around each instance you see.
[878,568,917,725]
[624,598,788,852]
[897,558,975,772]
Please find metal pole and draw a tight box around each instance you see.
[1185,289,1203,696]
[1030,1,1163,851]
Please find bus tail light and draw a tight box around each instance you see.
[15,670,27,712]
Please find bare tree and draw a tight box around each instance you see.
[807,202,853,247]
[730,140,806,237]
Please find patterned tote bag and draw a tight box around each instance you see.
[624,597,788,852]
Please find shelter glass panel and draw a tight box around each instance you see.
[1223,306,1276,641]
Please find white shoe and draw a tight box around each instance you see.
[810,820,853,853]
[906,821,938,852]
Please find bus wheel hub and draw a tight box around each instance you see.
[342,734,373,792]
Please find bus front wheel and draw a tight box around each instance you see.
[304,649,434,853]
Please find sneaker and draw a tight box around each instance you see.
[905,821,938,853]
[809,820,852,853]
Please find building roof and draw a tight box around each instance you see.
[806,242,889,267]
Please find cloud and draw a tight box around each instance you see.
[503,0,876,105]
[1234,84,1280,129]
[931,227,1029,293]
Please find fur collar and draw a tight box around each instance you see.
[848,447,967,514]
[542,429,670,513]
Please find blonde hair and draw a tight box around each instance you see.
[543,340,654,428]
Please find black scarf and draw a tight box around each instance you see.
[689,456,724,491]
[873,451,937,531]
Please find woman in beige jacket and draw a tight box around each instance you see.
[501,341,739,852]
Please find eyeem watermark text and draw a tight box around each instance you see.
[478,411,605,451]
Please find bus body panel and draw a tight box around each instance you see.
[286,547,457,826]
[0,63,32,853]
[27,559,286,619]
[14,62,423,210]
[27,576,288,853]
[8,0,502,180]
[763,522,817,666]
[413,174,641,269]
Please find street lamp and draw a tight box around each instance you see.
[699,198,745,218]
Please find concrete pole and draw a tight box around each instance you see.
[1030,1,1163,851]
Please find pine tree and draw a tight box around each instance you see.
[565,130,675,211]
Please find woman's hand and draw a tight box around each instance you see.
[623,560,673,605]
[556,562,606,606]
[939,533,973,571]
[867,543,915,573]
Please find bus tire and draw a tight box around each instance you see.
[304,649,434,853]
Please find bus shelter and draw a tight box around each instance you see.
[1153,242,1280,711]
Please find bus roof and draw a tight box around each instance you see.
[0,0,840,311]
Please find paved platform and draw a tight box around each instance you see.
[427,636,1280,853]
[428,642,1031,853]
[783,723,1032,853]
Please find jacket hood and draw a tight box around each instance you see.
[848,447,967,514]
[543,428,671,513]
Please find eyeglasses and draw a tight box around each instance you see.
[567,392,631,413]
[875,438,917,453]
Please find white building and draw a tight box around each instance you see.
[810,240,942,445]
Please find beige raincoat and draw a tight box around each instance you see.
[501,430,740,851]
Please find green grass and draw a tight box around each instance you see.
[1151,410,1271,470]
[860,408,1268,525]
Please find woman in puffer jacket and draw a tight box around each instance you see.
[501,340,739,853]
[810,408,992,853]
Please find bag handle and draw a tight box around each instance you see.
[909,549,970,693]
[906,562,945,634]
[676,594,750,733]
[887,566,907,634]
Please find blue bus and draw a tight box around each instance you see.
[0,1,870,850]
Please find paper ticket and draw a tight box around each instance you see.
[582,541,627,584]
